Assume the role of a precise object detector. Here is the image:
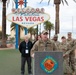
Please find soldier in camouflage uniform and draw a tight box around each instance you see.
[59,36,73,75]
[53,34,60,50]
[67,32,76,75]
[70,40,76,75]
[31,30,57,58]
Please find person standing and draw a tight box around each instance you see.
[52,34,60,50]
[67,32,76,75]
[59,36,73,75]
[19,35,33,75]
[33,35,41,46]
[31,30,57,58]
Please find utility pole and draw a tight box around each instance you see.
[72,16,73,33]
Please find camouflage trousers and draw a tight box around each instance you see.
[72,72,75,75]
[63,58,72,74]
[70,58,76,72]
[64,73,72,75]
[69,49,76,72]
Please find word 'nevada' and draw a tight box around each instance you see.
[12,8,45,13]
[12,16,44,21]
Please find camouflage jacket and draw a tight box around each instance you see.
[59,42,72,56]
[31,39,57,55]
[53,41,60,51]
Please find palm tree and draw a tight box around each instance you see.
[54,0,68,34]
[44,21,54,38]
[54,0,60,34]
[28,27,38,39]
[1,0,7,47]
[40,0,76,34]
[0,31,2,40]
[34,27,38,36]
[28,27,34,36]
[0,0,10,47]
[11,23,24,44]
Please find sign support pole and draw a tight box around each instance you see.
[15,0,19,49]
[24,0,28,35]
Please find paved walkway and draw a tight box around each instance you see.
[0,47,15,50]
[0,47,76,57]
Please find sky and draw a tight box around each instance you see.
[0,0,76,38]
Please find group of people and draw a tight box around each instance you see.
[52,32,76,75]
[19,30,76,75]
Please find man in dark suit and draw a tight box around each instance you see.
[19,34,33,75]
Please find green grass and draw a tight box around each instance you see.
[0,49,33,75]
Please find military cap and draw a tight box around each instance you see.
[41,30,48,34]
[54,34,58,38]
[61,36,66,39]
[68,32,72,35]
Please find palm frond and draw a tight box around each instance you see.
[73,0,76,2]
[20,26,24,30]
[40,0,43,3]
[48,0,50,5]
[11,23,15,27]
[12,0,15,8]
[11,23,16,31]
[64,0,68,5]
[6,0,10,7]
[61,0,64,5]
[44,21,54,31]
[11,26,15,31]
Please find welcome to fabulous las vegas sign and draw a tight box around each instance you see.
[7,6,50,29]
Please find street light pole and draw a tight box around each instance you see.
[72,16,73,33]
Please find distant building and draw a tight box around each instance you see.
[0,25,32,39]
[10,28,25,39]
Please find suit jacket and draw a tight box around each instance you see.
[19,40,33,57]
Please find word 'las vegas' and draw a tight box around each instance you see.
[12,16,44,22]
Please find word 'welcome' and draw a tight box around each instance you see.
[12,8,45,13]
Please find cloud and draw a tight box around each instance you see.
[27,0,53,7]
[58,0,76,34]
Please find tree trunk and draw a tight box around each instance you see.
[49,30,51,39]
[37,25,38,36]
[2,1,7,48]
[55,4,60,34]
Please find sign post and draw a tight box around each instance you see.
[24,0,28,35]
[15,0,27,49]
[15,0,19,49]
